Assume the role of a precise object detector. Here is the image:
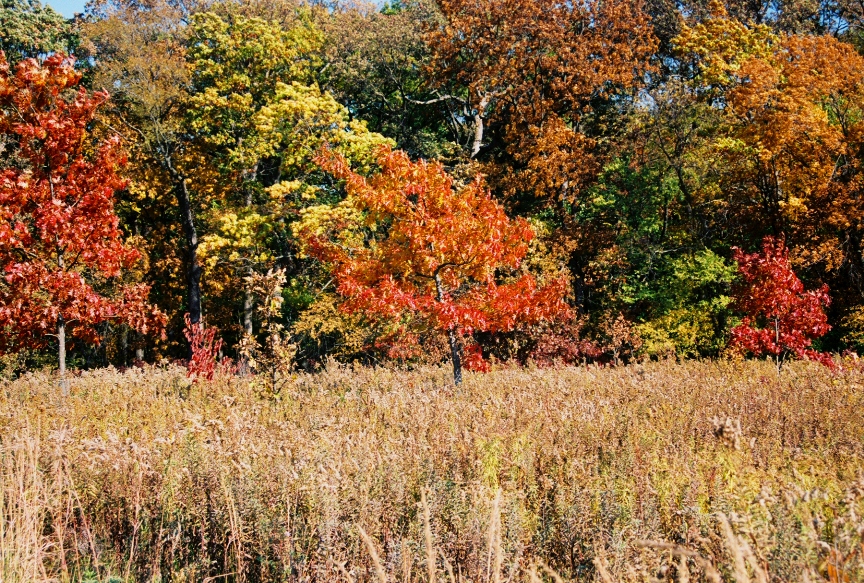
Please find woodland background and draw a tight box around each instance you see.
[4,0,864,371]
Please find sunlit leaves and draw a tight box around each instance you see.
[0,53,166,354]
[297,146,571,371]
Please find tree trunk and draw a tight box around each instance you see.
[176,176,202,328]
[120,325,129,367]
[435,272,462,385]
[775,316,782,373]
[844,228,864,297]
[242,169,256,338]
[471,112,484,159]
[57,250,68,393]
[241,168,257,373]
[58,314,67,394]
[240,276,255,377]
[568,251,587,316]
[470,95,490,159]
[243,286,254,337]
[448,328,463,386]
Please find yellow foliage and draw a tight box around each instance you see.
[292,200,364,256]
[290,292,369,357]
[638,307,725,358]
[841,305,864,350]
[252,81,393,175]
[673,0,779,88]
[199,211,274,270]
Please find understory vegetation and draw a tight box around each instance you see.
[2,360,862,582]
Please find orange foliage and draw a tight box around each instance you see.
[299,146,570,382]
[428,0,657,208]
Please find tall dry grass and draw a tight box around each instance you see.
[0,359,862,582]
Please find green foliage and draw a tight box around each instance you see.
[319,2,456,159]
[0,0,74,63]
[635,251,738,357]
[581,157,737,357]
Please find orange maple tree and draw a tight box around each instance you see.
[0,53,166,379]
[299,147,570,384]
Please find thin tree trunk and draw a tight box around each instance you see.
[58,314,67,394]
[471,112,484,159]
[176,176,202,327]
[845,228,864,297]
[775,316,782,373]
[568,251,587,316]
[470,94,490,159]
[120,325,129,367]
[57,251,68,393]
[243,285,254,337]
[241,168,257,373]
[240,273,255,377]
[159,148,202,358]
[242,168,256,339]
[448,328,462,385]
[435,272,462,385]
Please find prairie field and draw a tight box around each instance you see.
[1,360,863,583]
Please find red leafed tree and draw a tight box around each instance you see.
[183,314,235,382]
[0,53,166,381]
[730,236,833,371]
[301,146,571,384]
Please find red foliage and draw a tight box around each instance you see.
[183,314,235,382]
[301,147,571,378]
[462,343,490,372]
[730,236,833,369]
[527,319,604,367]
[0,53,166,353]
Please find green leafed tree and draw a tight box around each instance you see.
[0,0,76,63]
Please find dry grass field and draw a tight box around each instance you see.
[1,359,863,583]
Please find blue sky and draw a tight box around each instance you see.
[46,0,87,17]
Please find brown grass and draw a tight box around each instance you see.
[0,359,862,582]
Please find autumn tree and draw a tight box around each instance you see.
[425,0,657,318]
[0,53,165,381]
[298,147,570,384]
[186,9,321,337]
[673,5,864,343]
[427,0,655,172]
[187,8,391,350]
[673,4,864,238]
[318,1,454,160]
[730,237,832,370]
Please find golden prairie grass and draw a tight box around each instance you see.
[0,359,862,582]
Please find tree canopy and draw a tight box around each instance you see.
[4,0,864,373]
